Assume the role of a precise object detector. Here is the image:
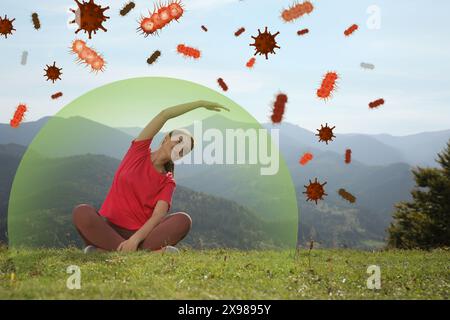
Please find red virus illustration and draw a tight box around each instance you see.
[303,178,327,204]
[317,71,338,101]
[344,24,358,37]
[51,92,63,100]
[176,44,201,59]
[10,104,27,128]
[31,13,41,30]
[147,50,161,65]
[44,62,63,83]
[338,188,356,204]
[201,25,208,32]
[297,28,309,36]
[316,123,336,144]
[369,98,385,109]
[217,78,228,92]
[234,27,245,37]
[70,0,110,39]
[281,1,314,23]
[70,39,106,72]
[345,149,352,164]
[138,1,184,37]
[250,27,280,60]
[271,93,288,124]
[120,2,135,16]
[246,57,256,68]
[299,152,313,166]
[0,15,16,38]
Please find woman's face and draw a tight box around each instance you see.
[161,130,194,161]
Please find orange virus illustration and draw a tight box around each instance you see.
[51,92,63,100]
[44,62,62,83]
[138,0,184,37]
[176,44,201,59]
[70,0,110,39]
[369,98,385,109]
[281,1,314,23]
[217,78,228,92]
[316,123,336,144]
[303,178,327,204]
[317,71,338,101]
[250,27,280,60]
[234,27,245,37]
[147,50,161,65]
[0,15,15,38]
[338,188,356,204]
[299,152,313,166]
[31,13,41,30]
[344,24,358,37]
[297,28,309,36]
[271,93,287,124]
[120,2,135,16]
[10,104,27,128]
[71,39,106,72]
[246,57,256,68]
[345,149,352,164]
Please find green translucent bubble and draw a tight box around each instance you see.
[8,77,298,249]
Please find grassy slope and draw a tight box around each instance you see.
[0,247,448,299]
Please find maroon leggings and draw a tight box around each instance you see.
[72,204,192,251]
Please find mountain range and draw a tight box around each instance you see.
[0,115,448,248]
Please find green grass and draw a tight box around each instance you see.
[0,246,448,299]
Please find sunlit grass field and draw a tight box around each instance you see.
[0,246,448,299]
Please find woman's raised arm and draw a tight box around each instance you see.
[136,100,229,141]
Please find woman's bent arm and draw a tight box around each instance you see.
[136,100,229,141]
[117,200,169,252]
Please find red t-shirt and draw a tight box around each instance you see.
[98,138,176,230]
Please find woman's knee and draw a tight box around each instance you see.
[175,211,192,232]
[72,204,96,228]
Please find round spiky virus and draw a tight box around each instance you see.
[70,0,110,39]
[316,123,336,144]
[303,178,327,204]
[250,27,280,60]
[44,62,63,83]
[0,15,16,38]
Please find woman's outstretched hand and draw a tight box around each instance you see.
[195,100,230,112]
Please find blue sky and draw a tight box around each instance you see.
[0,0,449,135]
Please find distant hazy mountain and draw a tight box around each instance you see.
[372,130,450,167]
[116,127,142,138]
[3,116,448,167]
[0,117,50,146]
[264,122,450,167]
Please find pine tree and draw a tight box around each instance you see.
[387,140,450,249]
